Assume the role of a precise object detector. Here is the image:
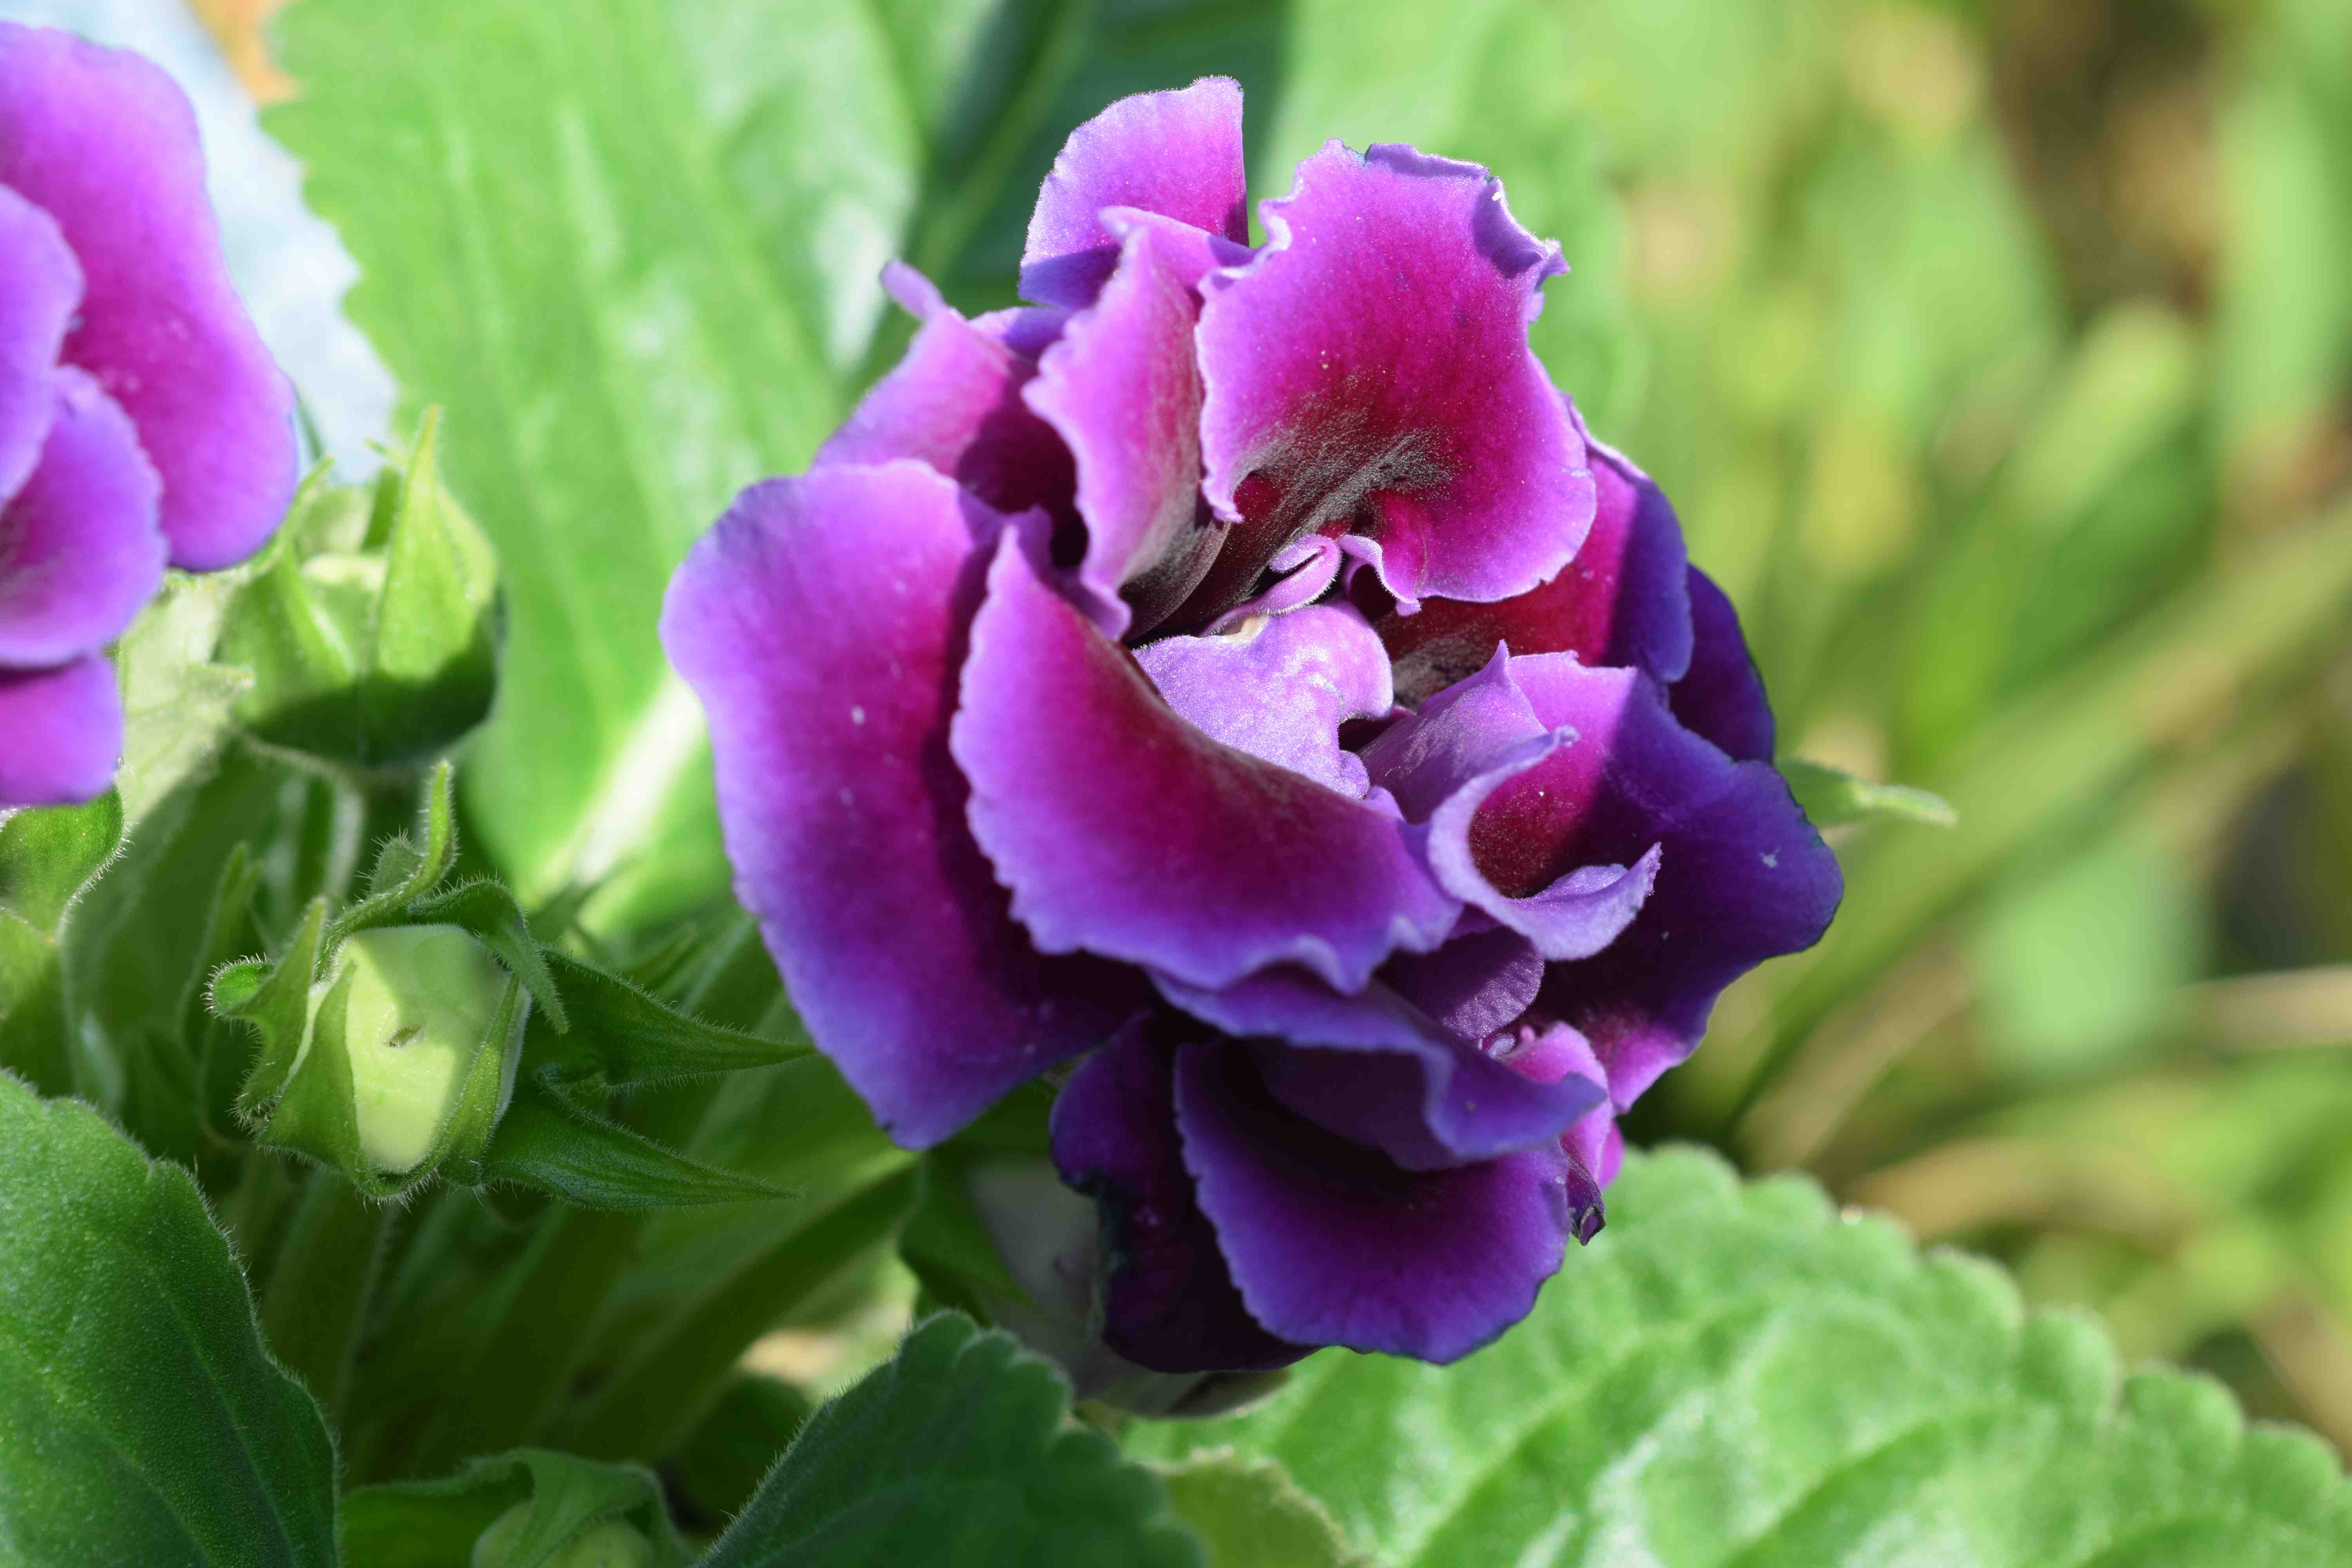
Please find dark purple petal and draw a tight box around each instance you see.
[1022,77,1249,310]
[1669,566,1776,764]
[1022,223,1219,637]
[1379,921,1544,1041]
[1157,965,1602,1169]
[0,183,78,504]
[1175,1039,1572,1362]
[0,368,165,667]
[0,23,294,571]
[953,529,1457,993]
[0,653,118,806]
[1507,655,1840,1105]
[1191,142,1592,620]
[661,463,1131,1147]
[1379,426,1692,706]
[816,263,1075,521]
[1132,604,1392,797]
[1051,1018,1307,1374]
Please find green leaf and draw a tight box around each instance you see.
[666,1374,815,1527]
[0,1069,338,1564]
[341,1448,687,1568]
[1779,757,1958,829]
[473,1078,784,1209]
[1152,1452,1368,1568]
[1127,1147,2352,1567]
[364,409,502,762]
[529,949,802,1086]
[704,1314,1202,1568]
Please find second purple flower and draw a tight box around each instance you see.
[664,79,1841,1370]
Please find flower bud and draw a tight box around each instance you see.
[320,924,525,1174]
[473,1503,655,1568]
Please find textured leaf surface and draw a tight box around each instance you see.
[1128,1147,2352,1568]
[705,1314,1201,1567]
[0,1071,338,1565]
[1154,1451,1368,1568]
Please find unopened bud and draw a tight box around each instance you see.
[318,924,524,1174]
[473,1504,655,1568]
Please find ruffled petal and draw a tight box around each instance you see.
[1157,965,1602,1169]
[1051,1018,1306,1374]
[0,368,165,666]
[1022,223,1219,637]
[0,183,78,505]
[1132,603,1392,797]
[1175,1039,1572,1362]
[1191,142,1592,621]
[1356,646,1546,820]
[0,23,294,571]
[953,528,1457,993]
[815,264,1075,521]
[1669,566,1776,765]
[1379,428,1692,706]
[1379,921,1544,1041]
[661,463,1132,1147]
[1508,654,1840,1105]
[0,653,119,807]
[1022,76,1249,310]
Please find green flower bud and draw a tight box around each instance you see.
[314,924,526,1174]
[473,1503,657,1568]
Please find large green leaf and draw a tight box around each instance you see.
[1128,1147,2352,1567]
[265,0,1637,933]
[704,1313,1201,1566]
[0,1071,338,1565]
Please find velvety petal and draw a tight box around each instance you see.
[1051,1018,1306,1373]
[1379,426,1692,707]
[816,263,1075,521]
[1669,566,1776,765]
[0,183,78,505]
[1485,1019,1615,1242]
[1356,646,1547,821]
[661,463,1130,1147]
[1191,141,1592,622]
[1175,1039,1572,1362]
[1022,77,1249,310]
[1507,654,1841,1105]
[0,653,119,807]
[953,528,1457,993]
[1023,223,1219,637]
[1157,965,1602,1169]
[1377,920,1544,1042]
[0,23,295,571]
[0,368,165,666]
[1423,729,1663,960]
[1132,603,1392,797]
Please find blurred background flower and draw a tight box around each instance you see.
[37,0,2352,1461]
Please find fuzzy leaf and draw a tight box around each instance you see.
[340,1448,687,1568]
[472,1078,783,1209]
[0,1071,338,1564]
[526,949,799,1085]
[1128,1147,2352,1567]
[704,1314,1201,1567]
[1153,1452,1368,1568]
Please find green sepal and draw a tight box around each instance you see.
[215,412,500,769]
[526,949,799,1087]
[1779,757,1958,829]
[334,760,461,938]
[339,1448,688,1568]
[189,845,269,1143]
[221,896,331,1120]
[465,1076,784,1209]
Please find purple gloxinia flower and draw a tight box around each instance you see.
[664,78,1840,1370]
[0,24,297,807]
